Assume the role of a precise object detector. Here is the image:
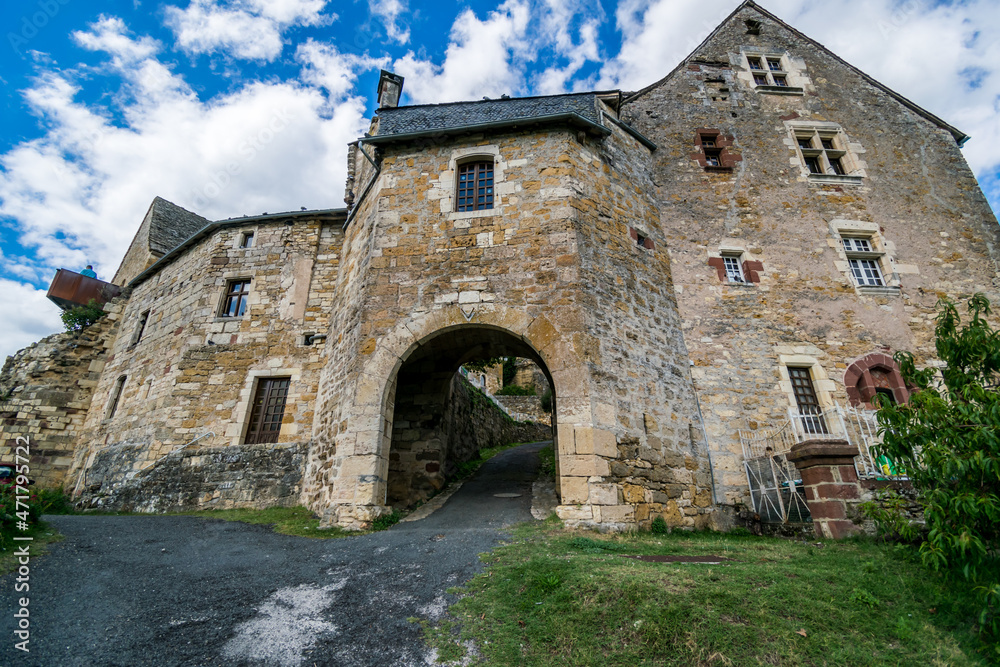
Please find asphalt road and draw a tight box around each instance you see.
[1,441,548,667]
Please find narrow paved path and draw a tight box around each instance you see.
[1,442,549,667]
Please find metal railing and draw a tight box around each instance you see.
[740,404,905,523]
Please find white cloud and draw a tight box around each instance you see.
[533,0,603,94]
[0,17,378,360]
[370,0,410,44]
[391,0,532,104]
[0,281,65,362]
[165,0,333,61]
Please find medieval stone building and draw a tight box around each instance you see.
[2,1,998,531]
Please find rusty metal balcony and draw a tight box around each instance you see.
[46,269,122,311]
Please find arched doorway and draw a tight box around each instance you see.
[380,324,557,509]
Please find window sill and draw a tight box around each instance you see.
[703,165,733,173]
[723,281,756,288]
[807,173,864,186]
[448,208,498,222]
[856,285,901,297]
[755,85,804,95]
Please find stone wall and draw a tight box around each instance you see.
[67,213,345,503]
[76,442,304,513]
[620,4,1000,508]
[0,300,123,488]
[493,394,551,426]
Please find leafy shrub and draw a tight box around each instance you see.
[540,388,553,413]
[36,488,75,514]
[496,384,535,396]
[61,299,105,331]
[874,294,1000,649]
[0,483,42,535]
[859,489,919,542]
[371,509,402,531]
[537,445,556,477]
[502,356,517,387]
[650,515,669,534]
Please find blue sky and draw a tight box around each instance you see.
[1,0,998,359]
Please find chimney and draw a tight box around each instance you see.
[377,70,405,109]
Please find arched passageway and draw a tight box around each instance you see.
[381,325,557,509]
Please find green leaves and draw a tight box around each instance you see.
[874,294,1000,650]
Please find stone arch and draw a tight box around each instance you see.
[844,352,909,408]
[323,304,595,528]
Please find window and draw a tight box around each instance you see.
[244,377,290,444]
[787,367,828,434]
[107,376,126,419]
[795,129,850,177]
[240,232,254,248]
[220,279,250,318]
[842,237,885,286]
[456,161,494,212]
[844,352,910,409]
[129,310,150,348]
[722,256,746,283]
[695,131,736,170]
[746,54,788,87]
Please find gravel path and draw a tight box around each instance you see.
[1,441,549,667]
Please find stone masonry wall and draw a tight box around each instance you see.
[69,215,344,506]
[0,300,123,488]
[621,5,1000,506]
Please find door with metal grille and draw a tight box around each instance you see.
[245,378,290,444]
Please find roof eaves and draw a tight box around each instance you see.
[362,112,611,146]
[128,208,347,289]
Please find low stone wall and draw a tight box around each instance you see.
[0,300,123,488]
[445,376,552,470]
[493,394,552,426]
[850,478,923,536]
[75,441,305,513]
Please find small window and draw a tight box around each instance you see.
[829,157,845,175]
[457,161,494,212]
[107,376,126,419]
[797,137,813,149]
[701,137,716,148]
[704,150,721,167]
[793,127,855,178]
[722,256,746,283]
[240,232,254,248]
[772,75,788,87]
[245,377,290,444]
[842,237,873,253]
[820,138,835,150]
[753,73,768,85]
[129,310,150,348]
[747,57,764,70]
[767,58,782,71]
[804,156,822,174]
[849,258,885,286]
[220,279,251,318]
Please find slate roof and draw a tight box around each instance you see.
[146,197,212,257]
[371,92,612,141]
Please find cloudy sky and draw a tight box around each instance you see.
[1,0,998,359]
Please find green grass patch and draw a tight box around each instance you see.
[419,520,988,666]
[172,506,354,539]
[537,444,556,478]
[0,520,63,575]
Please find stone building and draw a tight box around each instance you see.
[1,1,997,531]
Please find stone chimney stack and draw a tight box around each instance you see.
[377,70,405,109]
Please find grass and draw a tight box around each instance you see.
[416,518,989,666]
[0,520,63,575]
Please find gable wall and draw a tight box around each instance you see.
[621,5,1000,503]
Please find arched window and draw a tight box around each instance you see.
[456,160,494,212]
[844,353,908,408]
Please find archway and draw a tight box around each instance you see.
[380,324,558,509]
[844,352,910,409]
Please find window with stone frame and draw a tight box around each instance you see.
[841,236,886,287]
[795,129,849,176]
[844,352,910,409]
[219,279,251,318]
[240,231,254,248]
[692,130,741,171]
[244,377,290,444]
[746,54,791,88]
[787,366,828,434]
[456,160,494,212]
[128,310,150,348]
[707,249,762,284]
[106,375,126,419]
